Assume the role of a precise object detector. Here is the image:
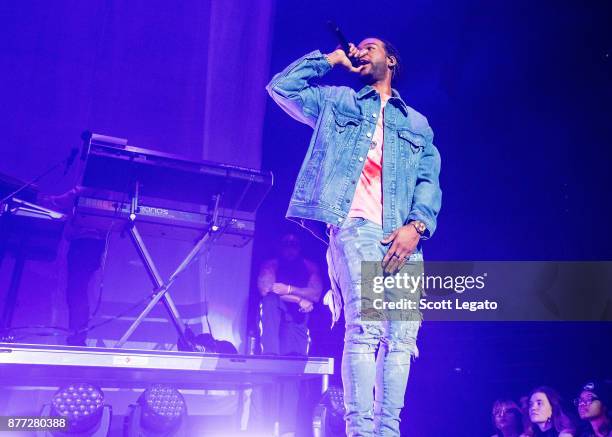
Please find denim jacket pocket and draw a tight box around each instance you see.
[329,106,361,143]
[398,129,425,165]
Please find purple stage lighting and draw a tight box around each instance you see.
[51,383,105,433]
[138,384,186,432]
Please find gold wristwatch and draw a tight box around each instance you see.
[409,220,427,236]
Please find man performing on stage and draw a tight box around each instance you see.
[267,38,442,436]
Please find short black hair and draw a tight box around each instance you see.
[380,39,402,80]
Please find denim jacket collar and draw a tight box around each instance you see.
[356,85,409,115]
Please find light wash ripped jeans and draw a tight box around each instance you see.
[327,217,422,437]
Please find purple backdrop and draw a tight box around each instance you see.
[0,0,273,350]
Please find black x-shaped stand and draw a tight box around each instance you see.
[115,182,221,350]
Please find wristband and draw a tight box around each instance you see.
[287,284,292,294]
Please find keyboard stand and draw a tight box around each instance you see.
[115,183,220,350]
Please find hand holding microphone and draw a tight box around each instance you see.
[326,43,366,73]
[326,21,366,73]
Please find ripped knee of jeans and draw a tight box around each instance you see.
[381,321,421,359]
[344,322,383,353]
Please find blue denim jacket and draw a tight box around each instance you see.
[267,50,442,241]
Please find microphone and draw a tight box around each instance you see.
[64,147,79,175]
[327,20,351,54]
[327,21,362,68]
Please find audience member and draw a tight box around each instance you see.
[575,381,612,437]
[491,399,528,437]
[527,386,575,437]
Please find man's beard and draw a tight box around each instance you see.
[359,61,386,84]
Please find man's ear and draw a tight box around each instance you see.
[387,55,397,68]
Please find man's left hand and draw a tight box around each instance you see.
[298,299,314,313]
[381,225,420,274]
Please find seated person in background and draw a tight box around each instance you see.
[527,386,576,437]
[257,232,322,356]
[491,399,528,437]
[575,381,612,437]
[253,232,322,437]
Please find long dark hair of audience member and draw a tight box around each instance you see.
[527,386,576,436]
[491,399,528,437]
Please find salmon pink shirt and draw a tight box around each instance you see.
[347,93,391,225]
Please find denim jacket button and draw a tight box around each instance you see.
[359,157,364,162]
[372,113,377,118]
[337,217,343,222]
[366,132,372,138]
